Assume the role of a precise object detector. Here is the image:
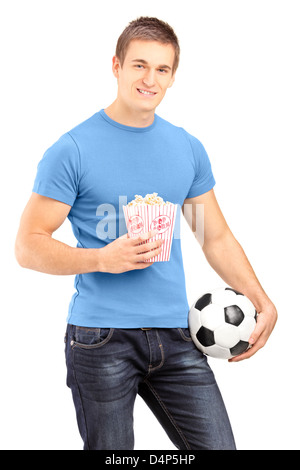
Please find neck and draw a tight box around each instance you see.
[104,100,155,128]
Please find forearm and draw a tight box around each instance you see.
[202,230,273,311]
[15,233,100,275]
[15,230,163,276]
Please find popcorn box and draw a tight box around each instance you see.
[123,201,177,262]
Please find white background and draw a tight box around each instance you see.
[1,0,299,450]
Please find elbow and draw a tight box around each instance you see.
[15,236,30,269]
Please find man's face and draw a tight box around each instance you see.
[112,40,176,114]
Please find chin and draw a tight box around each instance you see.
[134,103,156,114]
[137,98,162,112]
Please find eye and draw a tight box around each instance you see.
[135,64,144,69]
[158,68,168,74]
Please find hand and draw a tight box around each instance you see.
[98,230,164,274]
[229,301,278,362]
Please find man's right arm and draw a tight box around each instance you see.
[15,193,163,275]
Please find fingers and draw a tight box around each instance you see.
[134,261,155,270]
[133,240,163,263]
[128,244,162,270]
[135,238,164,254]
[121,230,164,270]
[246,317,263,346]
[229,340,264,362]
[133,230,159,244]
[140,244,164,261]
[128,230,164,260]
[228,313,270,363]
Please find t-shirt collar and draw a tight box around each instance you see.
[99,109,157,133]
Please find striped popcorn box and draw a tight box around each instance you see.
[123,200,177,262]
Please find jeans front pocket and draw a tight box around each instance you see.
[71,326,114,350]
[177,327,193,342]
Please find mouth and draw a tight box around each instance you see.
[137,88,157,97]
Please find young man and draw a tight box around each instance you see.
[15,17,277,450]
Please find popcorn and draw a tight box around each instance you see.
[128,193,171,206]
[123,193,177,262]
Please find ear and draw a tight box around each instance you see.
[112,56,121,79]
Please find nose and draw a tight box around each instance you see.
[142,68,156,88]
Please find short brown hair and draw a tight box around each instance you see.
[115,17,180,75]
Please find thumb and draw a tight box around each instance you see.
[248,315,264,345]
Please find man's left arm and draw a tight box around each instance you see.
[182,189,277,362]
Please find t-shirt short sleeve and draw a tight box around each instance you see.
[32,133,80,206]
[185,132,216,199]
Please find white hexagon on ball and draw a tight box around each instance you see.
[214,324,240,349]
[200,304,225,330]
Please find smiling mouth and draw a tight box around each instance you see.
[137,88,157,96]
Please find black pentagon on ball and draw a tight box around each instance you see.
[224,305,244,326]
[195,293,212,311]
[230,340,249,356]
[196,326,215,347]
[225,287,243,296]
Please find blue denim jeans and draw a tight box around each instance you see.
[65,325,236,450]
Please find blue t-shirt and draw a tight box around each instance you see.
[32,109,215,328]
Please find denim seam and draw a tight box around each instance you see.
[152,330,165,372]
[143,379,191,450]
[72,347,90,450]
[145,330,165,375]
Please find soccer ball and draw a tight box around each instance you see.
[189,287,257,359]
